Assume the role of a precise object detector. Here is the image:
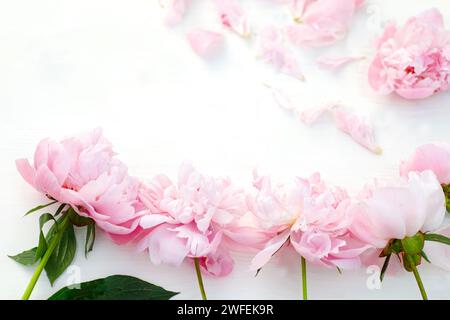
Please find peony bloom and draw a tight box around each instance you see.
[349,171,446,249]
[16,129,145,243]
[287,0,364,47]
[136,163,248,277]
[368,9,450,100]
[399,143,450,272]
[248,171,369,271]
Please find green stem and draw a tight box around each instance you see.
[406,255,428,300]
[21,213,71,300]
[301,256,308,300]
[194,258,207,300]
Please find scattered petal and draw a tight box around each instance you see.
[214,0,250,37]
[258,26,304,79]
[164,0,190,27]
[316,55,365,70]
[186,29,224,58]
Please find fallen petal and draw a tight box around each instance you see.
[215,0,250,37]
[186,29,224,58]
[316,55,365,70]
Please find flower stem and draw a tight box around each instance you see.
[301,256,308,300]
[406,255,428,300]
[194,258,207,300]
[21,212,71,300]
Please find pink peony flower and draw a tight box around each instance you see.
[368,9,450,100]
[349,171,446,249]
[399,143,450,272]
[248,171,369,271]
[137,163,248,276]
[16,129,145,243]
[186,29,224,58]
[287,0,364,47]
[400,143,450,185]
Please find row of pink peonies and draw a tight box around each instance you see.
[16,129,450,276]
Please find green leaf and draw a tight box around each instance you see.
[48,275,179,300]
[8,247,38,265]
[424,233,450,246]
[24,200,58,216]
[54,204,67,217]
[85,223,96,257]
[45,222,77,285]
[69,211,95,227]
[421,250,431,264]
[35,213,58,260]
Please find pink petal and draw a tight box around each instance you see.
[199,248,234,277]
[164,0,190,27]
[186,29,224,58]
[395,87,437,100]
[140,213,174,229]
[400,143,450,184]
[223,226,273,250]
[269,88,381,154]
[16,159,36,187]
[298,106,328,125]
[34,166,62,200]
[287,0,362,47]
[215,0,250,37]
[316,55,365,70]
[145,224,190,266]
[330,105,382,154]
[250,230,291,271]
[258,26,304,79]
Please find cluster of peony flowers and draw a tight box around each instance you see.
[16,129,450,300]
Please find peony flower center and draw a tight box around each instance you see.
[405,66,415,74]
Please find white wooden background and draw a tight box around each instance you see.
[1,0,449,299]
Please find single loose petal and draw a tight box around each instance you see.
[316,55,365,70]
[186,29,224,58]
[258,26,304,79]
[165,0,190,27]
[330,105,382,154]
[215,0,250,37]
